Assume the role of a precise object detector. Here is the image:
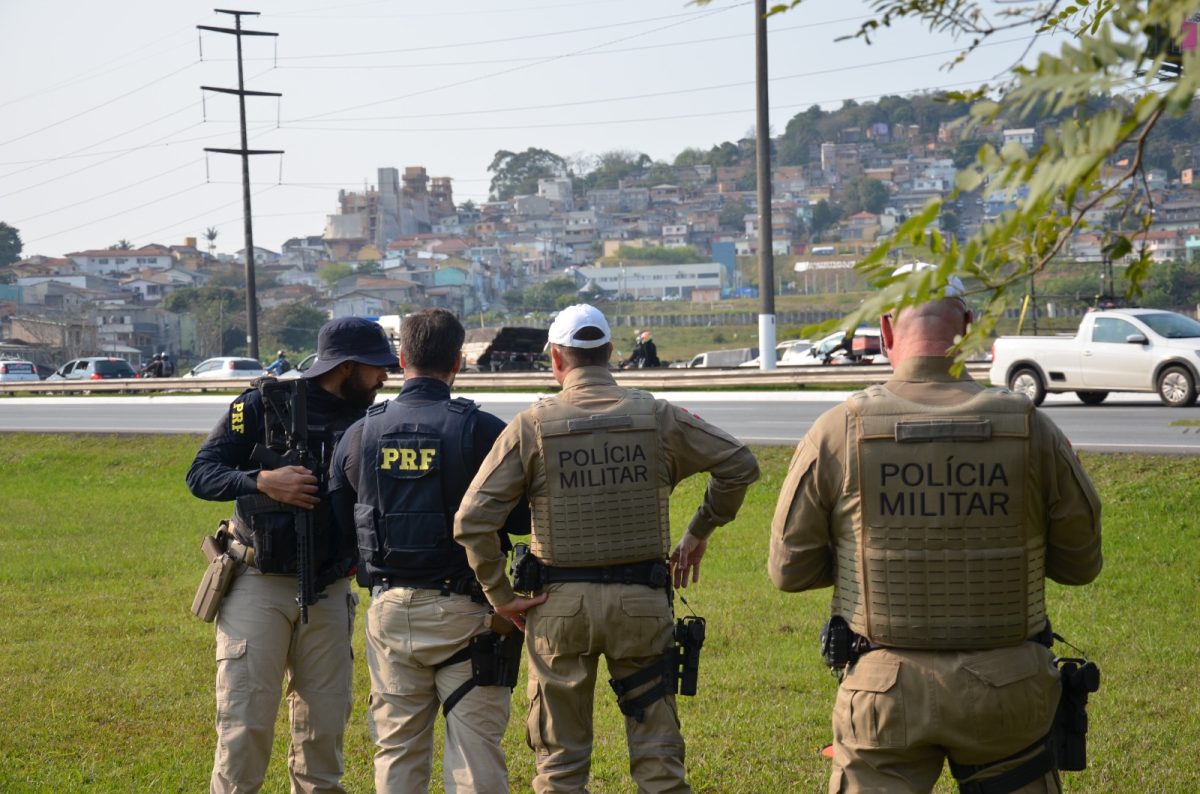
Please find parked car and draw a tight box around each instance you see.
[0,358,41,383]
[739,339,814,368]
[182,357,263,379]
[686,347,758,368]
[278,353,317,380]
[989,307,1200,406]
[47,357,138,381]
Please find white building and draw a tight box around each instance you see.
[576,262,722,300]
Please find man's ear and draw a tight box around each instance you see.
[452,351,463,374]
[399,349,407,370]
[880,313,895,352]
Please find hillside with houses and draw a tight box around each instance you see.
[4,93,1200,371]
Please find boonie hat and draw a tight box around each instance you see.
[892,262,965,300]
[546,304,612,350]
[303,317,399,379]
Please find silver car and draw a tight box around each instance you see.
[182,357,264,379]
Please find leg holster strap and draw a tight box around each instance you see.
[951,734,1055,794]
[608,650,674,723]
[436,645,475,718]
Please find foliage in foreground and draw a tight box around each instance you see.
[0,435,1197,791]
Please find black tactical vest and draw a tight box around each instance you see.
[233,381,360,575]
[354,395,478,583]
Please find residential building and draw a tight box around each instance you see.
[576,261,723,300]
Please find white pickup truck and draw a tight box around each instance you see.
[989,308,1200,407]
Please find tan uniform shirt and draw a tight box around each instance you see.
[455,366,760,607]
[769,356,1102,594]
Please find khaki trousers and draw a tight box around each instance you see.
[211,570,356,794]
[525,582,686,794]
[365,586,511,794]
[829,643,1062,794]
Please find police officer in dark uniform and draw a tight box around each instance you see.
[327,308,530,793]
[186,316,398,794]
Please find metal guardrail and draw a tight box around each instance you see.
[0,364,992,395]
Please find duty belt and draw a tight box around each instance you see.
[371,575,487,603]
[541,559,669,589]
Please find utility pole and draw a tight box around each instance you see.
[754,0,777,370]
[198,9,282,361]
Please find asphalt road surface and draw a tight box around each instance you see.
[2,391,1199,454]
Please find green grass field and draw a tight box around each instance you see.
[0,435,1198,792]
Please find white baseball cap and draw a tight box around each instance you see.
[546,304,612,349]
[892,262,965,300]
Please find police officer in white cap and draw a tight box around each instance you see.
[454,303,760,794]
[769,265,1103,793]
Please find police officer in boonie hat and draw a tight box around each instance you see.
[186,315,398,793]
[304,315,399,381]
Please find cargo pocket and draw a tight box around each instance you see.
[215,632,249,697]
[525,687,546,753]
[612,592,671,659]
[961,644,1055,738]
[346,590,359,643]
[837,657,904,748]
[530,591,585,656]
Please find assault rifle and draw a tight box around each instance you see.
[251,378,325,624]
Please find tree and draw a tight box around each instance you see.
[318,263,354,289]
[356,260,382,276]
[458,199,477,213]
[111,239,133,250]
[719,199,751,232]
[700,0,1200,360]
[509,277,579,312]
[204,226,219,257]
[582,150,651,191]
[260,301,327,356]
[488,148,568,200]
[163,286,243,359]
[842,177,890,216]
[0,222,22,267]
[810,200,841,237]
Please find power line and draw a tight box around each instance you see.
[24,183,208,245]
[0,27,198,112]
[281,36,1025,127]
[275,0,642,20]
[129,185,279,244]
[244,4,750,64]
[0,61,200,149]
[270,15,874,70]
[289,3,743,123]
[13,158,207,224]
[0,120,207,201]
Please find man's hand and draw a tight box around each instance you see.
[494,593,548,632]
[670,532,708,589]
[257,465,319,509]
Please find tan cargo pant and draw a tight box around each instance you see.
[211,569,356,794]
[365,586,511,794]
[829,643,1062,794]
[525,582,686,794]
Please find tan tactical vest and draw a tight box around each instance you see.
[530,389,669,566]
[837,385,1046,650]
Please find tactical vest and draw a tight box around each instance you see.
[836,385,1046,650]
[530,389,669,566]
[354,396,477,583]
[233,384,357,575]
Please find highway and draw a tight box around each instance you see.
[2,391,1199,454]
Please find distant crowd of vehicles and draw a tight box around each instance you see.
[5,308,1200,407]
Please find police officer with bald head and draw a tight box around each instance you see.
[454,304,760,794]
[769,265,1103,793]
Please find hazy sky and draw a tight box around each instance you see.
[0,0,1054,259]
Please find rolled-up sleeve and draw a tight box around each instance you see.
[1039,415,1103,585]
[454,423,527,607]
[768,409,843,592]
[660,404,760,540]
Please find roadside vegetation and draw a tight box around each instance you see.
[0,435,1196,791]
